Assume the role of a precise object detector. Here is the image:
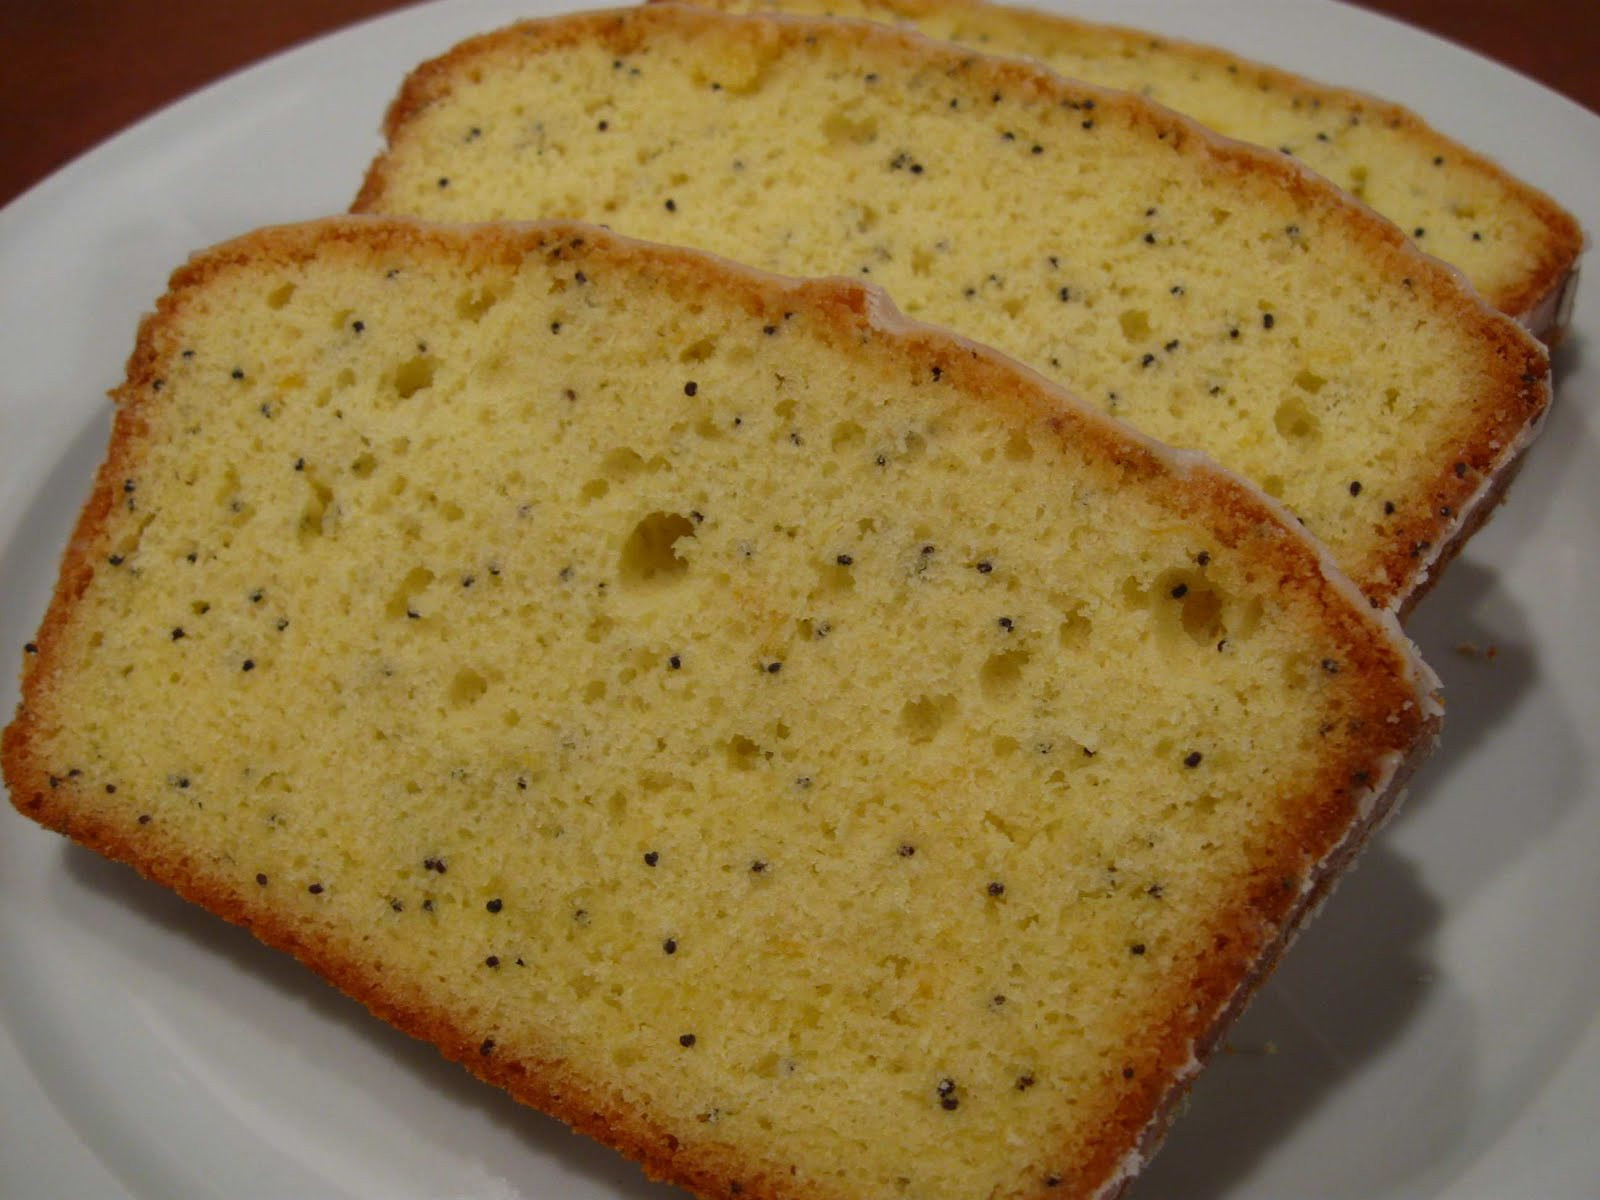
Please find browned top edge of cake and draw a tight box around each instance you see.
[3,215,1439,1200]
[675,0,1585,339]
[349,3,1551,614]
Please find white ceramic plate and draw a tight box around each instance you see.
[2,2,1596,1197]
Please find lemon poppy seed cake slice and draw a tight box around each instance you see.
[689,0,1584,340]
[5,218,1438,1200]
[353,4,1549,614]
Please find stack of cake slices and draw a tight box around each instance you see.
[4,4,1581,1198]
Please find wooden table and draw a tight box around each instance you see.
[3,1,1595,209]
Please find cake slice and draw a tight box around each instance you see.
[352,4,1549,614]
[5,217,1438,1200]
[687,0,1584,340]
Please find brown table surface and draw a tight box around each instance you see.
[3,0,1596,211]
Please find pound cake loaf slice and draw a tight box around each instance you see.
[5,217,1439,1200]
[353,4,1549,614]
[689,0,1584,339]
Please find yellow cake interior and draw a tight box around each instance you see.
[16,223,1427,1199]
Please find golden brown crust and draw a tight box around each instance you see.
[5,216,1437,1200]
[675,0,1585,339]
[1098,703,1436,1199]
[351,3,1550,614]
